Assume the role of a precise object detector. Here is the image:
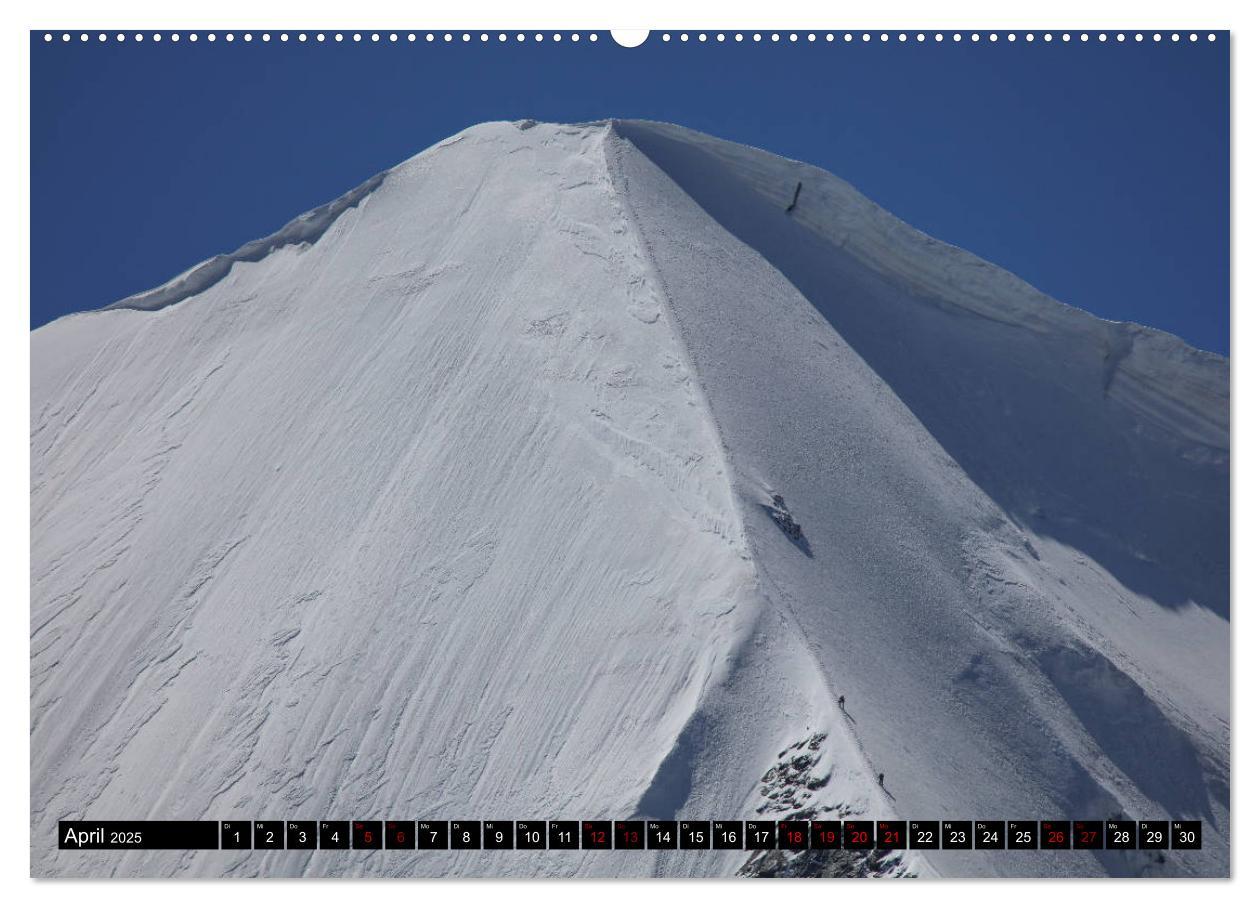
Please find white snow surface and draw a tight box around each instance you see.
[30,120,1229,878]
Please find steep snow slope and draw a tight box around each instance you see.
[609,120,1229,877]
[30,120,1228,878]
[31,121,864,879]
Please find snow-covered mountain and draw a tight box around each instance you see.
[30,120,1229,878]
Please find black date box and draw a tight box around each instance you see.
[549,820,579,850]
[582,821,612,850]
[1172,820,1202,850]
[614,820,645,849]
[811,821,843,849]
[516,821,546,849]
[1073,820,1103,849]
[744,821,776,849]
[908,820,940,849]
[942,820,972,850]
[680,821,711,850]
[417,821,449,849]
[482,821,513,850]
[352,821,382,849]
[482,821,512,849]
[450,821,481,849]
[1007,821,1037,849]
[254,821,284,850]
[1106,820,1136,849]
[221,821,251,849]
[974,821,1004,850]
[647,821,678,849]
[844,820,874,850]
[319,821,349,850]
[286,821,316,849]
[1139,820,1170,849]
[385,820,415,849]
[713,821,743,849]
[877,820,907,850]
[1040,820,1070,850]
[778,821,808,851]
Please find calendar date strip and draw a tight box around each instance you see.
[59,819,1203,851]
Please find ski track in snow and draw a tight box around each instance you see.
[31,120,1228,878]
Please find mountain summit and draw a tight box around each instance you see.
[31,120,1229,878]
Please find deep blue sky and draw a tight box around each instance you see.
[31,31,1229,354]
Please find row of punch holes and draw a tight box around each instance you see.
[42,31,1219,46]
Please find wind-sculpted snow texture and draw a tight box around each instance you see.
[31,120,1228,878]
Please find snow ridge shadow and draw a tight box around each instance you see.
[103,170,388,314]
[1037,643,1218,820]
[613,120,1228,618]
[633,711,706,819]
